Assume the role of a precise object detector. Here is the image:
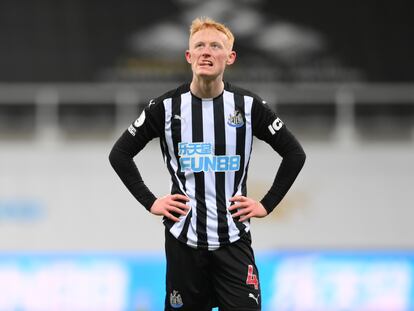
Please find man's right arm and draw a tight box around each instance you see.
[108,100,163,211]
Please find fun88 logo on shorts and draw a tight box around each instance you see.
[178,142,240,173]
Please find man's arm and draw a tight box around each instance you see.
[109,100,164,210]
[258,126,306,214]
[245,97,306,215]
[228,98,305,221]
[109,130,158,210]
[228,127,305,220]
[109,100,190,221]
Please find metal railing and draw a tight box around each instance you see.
[0,82,413,144]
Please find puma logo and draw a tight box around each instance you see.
[173,114,183,121]
[248,293,260,305]
[172,114,186,126]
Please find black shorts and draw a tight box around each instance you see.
[164,229,261,311]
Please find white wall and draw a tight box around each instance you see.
[1,137,413,251]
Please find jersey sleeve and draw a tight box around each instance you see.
[251,97,306,214]
[109,99,165,211]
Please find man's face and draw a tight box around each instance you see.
[185,28,236,81]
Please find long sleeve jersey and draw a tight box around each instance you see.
[109,82,306,250]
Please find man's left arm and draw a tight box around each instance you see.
[253,98,306,214]
[229,98,306,220]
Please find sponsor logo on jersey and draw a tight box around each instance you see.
[268,117,283,135]
[178,142,240,172]
[128,124,136,136]
[170,290,183,308]
[227,110,244,128]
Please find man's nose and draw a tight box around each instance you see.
[201,46,212,55]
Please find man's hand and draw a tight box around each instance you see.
[150,194,190,222]
[228,195,268,222]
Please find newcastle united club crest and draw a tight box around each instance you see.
[170,290,184,308]
[227,110,244,128]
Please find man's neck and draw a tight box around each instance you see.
[190,77,224,99]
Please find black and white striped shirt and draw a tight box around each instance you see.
[110,82,305,250]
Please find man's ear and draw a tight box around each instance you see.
[226,51,237,65]
[185,50,192,64]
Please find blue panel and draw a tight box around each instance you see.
[0,251,413,310]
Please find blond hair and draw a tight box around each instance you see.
[189,17,235,49]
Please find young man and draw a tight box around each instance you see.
[109,17,306,311]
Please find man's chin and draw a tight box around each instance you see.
[195,71,220,81]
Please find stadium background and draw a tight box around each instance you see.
[1,0,413,310]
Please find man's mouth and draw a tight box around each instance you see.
[199,61,213,67]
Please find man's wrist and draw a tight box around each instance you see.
[145,197,157,212]
[260,192,281,214]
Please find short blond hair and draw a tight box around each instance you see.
[189,17,235,49]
